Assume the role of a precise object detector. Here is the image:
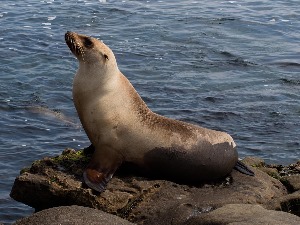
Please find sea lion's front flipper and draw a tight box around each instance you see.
[83,168,115,192]
[83,148,122,192]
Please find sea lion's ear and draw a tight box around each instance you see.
[104,54,109,60]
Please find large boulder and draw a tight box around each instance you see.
[10,148,300,224]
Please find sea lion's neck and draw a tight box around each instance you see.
[74,62,119,94]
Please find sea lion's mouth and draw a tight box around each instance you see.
[65,31,85,60]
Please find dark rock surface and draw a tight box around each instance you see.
[266,190,300,215]
[10,148,300,224]
[13,205,135,225]
[281,175,300,192]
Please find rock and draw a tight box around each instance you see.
[266,190,300,216]
[10,149,300,224]
[185,204,300,225]
[13,205,135,225]
[241,157,282,179]
[259,167,280,179]
[132,168,288,224]
[242,157,265,167]
[281,175,300,192]
[268,161,300,177]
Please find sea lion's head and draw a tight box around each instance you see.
[65,31,118,75]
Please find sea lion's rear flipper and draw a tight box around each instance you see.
[234,160,255,176]
[83,148,122,192]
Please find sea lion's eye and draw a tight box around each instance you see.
[104,54,109,60]
[84,37,93,48]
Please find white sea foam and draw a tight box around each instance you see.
[48,16,56,21]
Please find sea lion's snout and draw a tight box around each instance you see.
[65,31,75,47]
[65,31,85,60]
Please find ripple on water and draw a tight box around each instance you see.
[1,0,300,224]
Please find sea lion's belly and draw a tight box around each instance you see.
[142,138,238,182]
[120,118,238,181]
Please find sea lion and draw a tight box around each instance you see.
[65,31,254,192]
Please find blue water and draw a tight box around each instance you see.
[1,0,299,223]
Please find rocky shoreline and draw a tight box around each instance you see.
[10,147,300,224]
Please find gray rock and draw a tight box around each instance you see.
[186,204,300,225]
[13,205,135,225]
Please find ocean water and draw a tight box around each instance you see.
[0,0,299,223]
